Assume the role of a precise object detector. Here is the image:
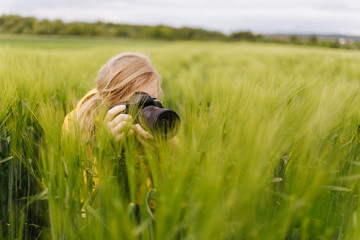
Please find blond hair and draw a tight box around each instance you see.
[74,52,163,136]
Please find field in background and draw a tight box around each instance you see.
[1,35,360,239]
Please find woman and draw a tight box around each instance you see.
[63,52,164,142]
[63,53,176,213]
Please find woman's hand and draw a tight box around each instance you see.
[105,105,155,143]
[106,105,133,142]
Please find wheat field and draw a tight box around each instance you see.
[1,35,360,239]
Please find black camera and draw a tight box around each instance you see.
[110,92,180,140]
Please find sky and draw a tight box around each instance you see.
[1,0,360,36]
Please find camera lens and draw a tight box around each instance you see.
[154,110,180,139]
[140,106,180,139]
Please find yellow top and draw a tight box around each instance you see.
[62,88,99,134]
[62,89,101,192]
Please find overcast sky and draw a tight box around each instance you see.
[1,0,360,35]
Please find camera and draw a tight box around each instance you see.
[110,92,180,140]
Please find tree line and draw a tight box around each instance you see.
[0,15,229,40]
[0,15,358,49]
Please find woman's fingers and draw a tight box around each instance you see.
[113,123,154,143]
[108,113,132,129]
[113,126,134,142]
[133,124,157,149]
[113,121,128,134]
[105,105,126,122]
[115,133,124,142]
[132,124,154,140]
[127,129,134,136]
[105,105,134,142]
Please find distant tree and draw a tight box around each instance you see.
[323,39,340,48]
[230,31,255,41]
[255,34,266,42]
[64,22,100,36]
[19,16,36,33]
[144,25,174,40]
[290,35,301,44]
[52,20,65,34]
[0,15,28,33]
[308,35,318,45]
[177,27,195,39]
[33,19,55,34]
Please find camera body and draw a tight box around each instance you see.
[111,92,180,140]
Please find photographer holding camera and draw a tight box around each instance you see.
[62,52,179,214]
[63,52,179,142]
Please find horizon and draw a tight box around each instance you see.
[1,0,360,37]
[2,13,360,38]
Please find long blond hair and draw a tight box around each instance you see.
[76,52,163,135]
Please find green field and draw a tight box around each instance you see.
[1,35,360,239]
